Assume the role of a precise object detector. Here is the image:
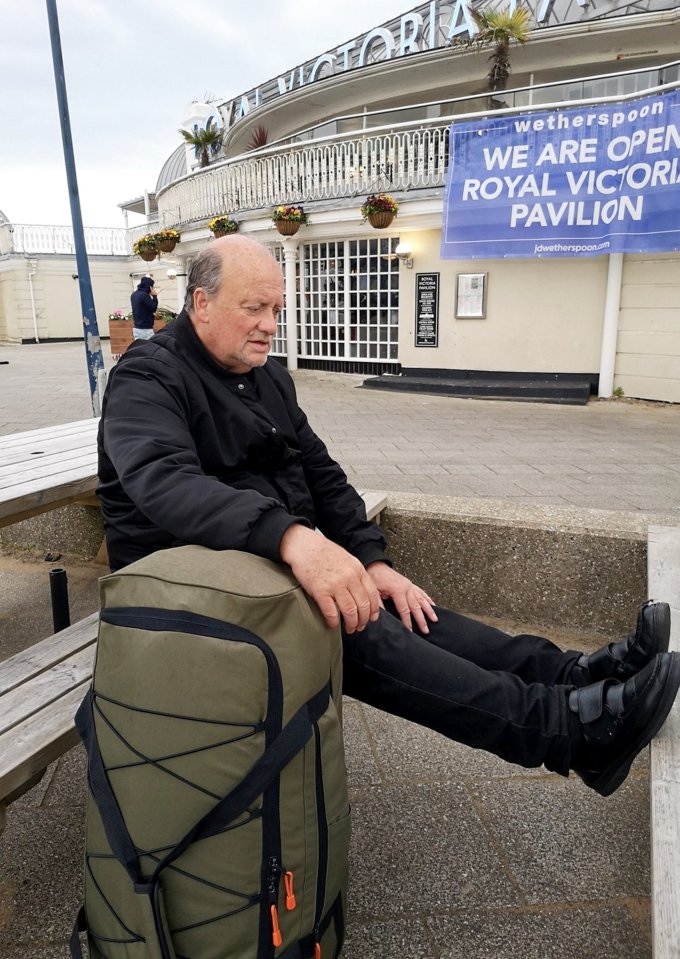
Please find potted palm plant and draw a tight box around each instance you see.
[133,234,159,262]
[361,193,399,229]
[208,215,239,238]
[179,121,223,167]
[272,205,309,237]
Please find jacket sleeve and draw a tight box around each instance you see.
[280,374,390,568]
[100,355,310,562]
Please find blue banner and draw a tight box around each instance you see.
[441,88,680,259]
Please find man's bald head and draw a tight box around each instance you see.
[185,234,285,373]
[184,235,280,315]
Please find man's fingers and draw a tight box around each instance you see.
[317,595,340,630]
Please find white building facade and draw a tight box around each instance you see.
[2,0,679,402]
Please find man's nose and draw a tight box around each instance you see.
[259,311,278,334]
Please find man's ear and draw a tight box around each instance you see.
[192,288,210,324]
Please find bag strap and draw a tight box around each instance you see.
[76,690,142,882]
[150,683,329,878]
[69,905,88,959]
[76,683,329,884]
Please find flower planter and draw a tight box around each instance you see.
[108,318,134,358]
[109,318,168,359]
[275,220,301,237]
[367,211,395,229]
[138,248,158,262]
[157,239,177,253]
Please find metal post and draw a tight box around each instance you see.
[49,567,71,632]
[45,0,104,415]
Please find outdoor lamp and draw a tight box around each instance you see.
[395,243,413,268]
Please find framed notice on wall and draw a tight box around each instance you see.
[455,272,487,318]
[415,272,439,347]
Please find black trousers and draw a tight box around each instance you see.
[341,605,584,776]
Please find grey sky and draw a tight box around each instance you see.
[0,0,410,227]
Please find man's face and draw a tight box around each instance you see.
[193,249,284,373]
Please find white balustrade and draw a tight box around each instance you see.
[11,224,130,256]
[157,125,451,227]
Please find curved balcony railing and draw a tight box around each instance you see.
[157,124,450,229]
[157,58,680,231]
[10,224,129,256]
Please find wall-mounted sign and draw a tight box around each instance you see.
[415,272,439,347]
[456,273,487,318]
[441,87,680,259]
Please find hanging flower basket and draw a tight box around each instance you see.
[156,229,181,253]
[272,205,308,237]
[367,211,396,229]
[208,215,239,238]
[361,193,399,230]
[133,234,160,261]
[275,220,301,237]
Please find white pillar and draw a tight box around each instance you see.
[598,252,624,398]
[174,257,188,312]
[283,241,298,372]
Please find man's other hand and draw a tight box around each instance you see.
[280,526,381,633]
[366,561,438,634]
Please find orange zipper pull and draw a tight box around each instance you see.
[270,905,282,947]
[284,871,296,910]
[314,943,321,959]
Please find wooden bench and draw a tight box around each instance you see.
[0,490,388,835]
[0,418,99,528]
[648,525,680,959]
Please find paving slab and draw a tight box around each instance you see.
[1,341,677,957]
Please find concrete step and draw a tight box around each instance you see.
[362,373,593,405]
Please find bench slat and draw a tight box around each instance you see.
[0,449,98,483]
[0,431,98,467]
[0,682,90,800]
[359,490,387,522]
[0,612,99,695]
[0,418,97,451]
[1,646,96,736]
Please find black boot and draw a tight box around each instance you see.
[574,600,670,684]
[569,650,680,797]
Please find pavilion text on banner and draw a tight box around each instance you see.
[441,88,680,259]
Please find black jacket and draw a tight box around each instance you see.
[97,311,389,571]
[130,284,158,329]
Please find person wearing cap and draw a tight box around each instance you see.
[130,276,158,340]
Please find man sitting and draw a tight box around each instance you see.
[98,235,680,797]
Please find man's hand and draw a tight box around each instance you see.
[366,561,438,634]
[280,525,381,633]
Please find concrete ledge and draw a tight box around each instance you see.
[0,504,104,559]
[648,526,680,959]
[0,490,674,639]
[383,493,676,638]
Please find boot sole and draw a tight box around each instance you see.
[586,651,680,797]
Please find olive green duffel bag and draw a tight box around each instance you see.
[71,546,349,959]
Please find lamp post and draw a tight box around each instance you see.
[45,0,105,416]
